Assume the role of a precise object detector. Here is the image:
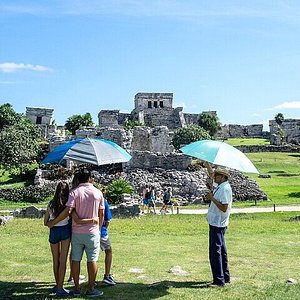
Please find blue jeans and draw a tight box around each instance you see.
[209,225,230,285]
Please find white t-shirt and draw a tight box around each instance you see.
[207,181,232,227]
[47,206,70,227]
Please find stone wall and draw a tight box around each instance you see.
[128,151,193,170]
[98,110,120,127]
[220,124,263,138]
[236,144,300,153]
[269,119,300,144]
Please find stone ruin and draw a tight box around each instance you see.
[269,119,300,145]
[219,124,264,138]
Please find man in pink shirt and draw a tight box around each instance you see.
[49,168,104,297]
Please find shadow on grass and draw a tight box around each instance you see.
[288,154,300,158]
[268,171,286,174]
[276,173,299,177]
[288,192,300,198]
[0,280,211,299]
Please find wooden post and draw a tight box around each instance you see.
[177,207,179,214]
[273,204,276,212]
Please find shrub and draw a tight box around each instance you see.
[105,179,134,204]
[0,185,55,203]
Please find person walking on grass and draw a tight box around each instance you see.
[47,168,105,298]
[205,162,232,288]
[161,187,173,214]
[44,181,71,297]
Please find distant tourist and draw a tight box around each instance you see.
[142,185,150,213]
[148,186,157,214]
[205,162,232,287]
[44,181,71,297]
[161,187,173,214]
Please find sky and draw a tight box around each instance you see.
[1,0,300,131]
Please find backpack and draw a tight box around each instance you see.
[145,190,151,199]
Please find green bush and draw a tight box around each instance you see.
[0,185,55,203]
[105,179,134,204]
[172,125,211,150]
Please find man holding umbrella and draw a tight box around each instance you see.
[205,162,232,287]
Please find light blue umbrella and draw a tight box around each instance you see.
[180,139,259,173]
[42,138,132,166]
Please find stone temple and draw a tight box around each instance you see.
[98,92,211,129]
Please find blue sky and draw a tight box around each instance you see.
[1,0,300,130]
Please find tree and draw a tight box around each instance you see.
[275,113,284,126]
[65,113,94,135]
[0,119,43,172]
[172,125,211,150]
[124,118,143,131]
[0,103,22,130]
[198,112,221,137]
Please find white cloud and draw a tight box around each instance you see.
[266,101,300,110]
[173,101,186,109]
[0,62,52,73]
[251,112,260,117]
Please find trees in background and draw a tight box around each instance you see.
[198,112,221,137]
[0,103,22,130]
[274,113,285,144]
[275,113,284,126]
[0,103,42,172]
[64,113,94,135]
[172,125,211,150]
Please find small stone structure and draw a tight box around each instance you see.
[26,107,54,125]
[0,215,13,225]
[269,119,300,145]
[13,206,45,218]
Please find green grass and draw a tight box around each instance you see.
[0,213,299,299]
[246,152,300,206]
[225,138,270,146]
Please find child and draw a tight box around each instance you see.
[101,199,116,285]
[44,181,71,297]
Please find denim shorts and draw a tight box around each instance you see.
[71,232,100,262]
[49,223,72,244]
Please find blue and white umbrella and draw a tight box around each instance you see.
[180,139,259,174]
[42,138,132,166]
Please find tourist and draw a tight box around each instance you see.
[44,181,71,297]
[66,172,86,285]
[148,186,157,214]
[205,162,232,287]
[47,167,105,297]
[100,199,116,285]
[161,187,173,214]
[142,185,150,213]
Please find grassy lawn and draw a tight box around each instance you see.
[246,152,300,206]
[0,213,299,299]
[225,138,270,147]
